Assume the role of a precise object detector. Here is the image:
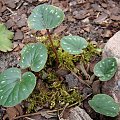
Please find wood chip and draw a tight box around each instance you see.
[111,15,120,21]
[94,13,108,24]
[54,25,67,34]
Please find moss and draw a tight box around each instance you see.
[81,43,101,63]
[26,79,82,113]
[26,35,101,113]
[37,35,101,69]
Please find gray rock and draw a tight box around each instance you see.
[103,31,120,60]
[65,74,79,89]
[60,106,93,120]
[102,31,120,119]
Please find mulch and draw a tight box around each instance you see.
[0,0,120,119]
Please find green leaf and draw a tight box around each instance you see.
[60,36,88,54]
[0,23,13,52]
[93,57,117,81]
[89,94,120,117]
[19,43,48,72]
[28,4,64,30]
[0,68,36,107]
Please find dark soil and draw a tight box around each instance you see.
[0,0,120,120]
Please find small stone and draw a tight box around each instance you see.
[4,0,16,9]
[1,6,7,13]
[67,15,76,22]
[23,2,28,6]
[83,26,91,32]
[82,18,90,23]
[73,11,79,16]
[65,74,79,89]
[6,19,15,28]
[16,14,27,28]
[17,20,26,28]
[102,30,112,38]
[73,10,89,20]
[14,30,24,40]
[82,87,92,97]
[101,3,107,8]
[0,2,2,12]
[69,1,77,6]
[62,106,93,120]
[91,4,103,12]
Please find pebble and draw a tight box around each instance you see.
[4,0,16,9]
[6,19,15,28]
[14,29,24,40]
[69,1,77,6]
[17,14,27,28]
[82,18,90,24]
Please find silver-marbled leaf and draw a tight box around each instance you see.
[28,4,64,30]
[19,43,48,72]
[0,68,36,107]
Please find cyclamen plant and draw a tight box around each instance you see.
[0,4,119,117]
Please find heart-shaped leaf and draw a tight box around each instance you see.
[0,23,13,52]
[19,43,48,72]
[28,4,64,30]
[89,94,120,117]
[94,57,117,81]
[60,36,88,54]
[0,68,36,107]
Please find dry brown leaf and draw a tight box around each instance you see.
[94,13,108,24]
[6,105,23,120]
[40,30,47,35]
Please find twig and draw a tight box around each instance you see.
[77,63,90,80]
[13,102,79,119]
[59,103,69,118]
[6,7,14,14]
[13,93,92,120]
[16,1,24,9]
[13,108,62,119]
[90,74,95,84]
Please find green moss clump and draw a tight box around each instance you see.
[27,35,101,113]
[57,48,79,69]
[36,35,101,69]
[26,79,82,113]
[81,43,101,63]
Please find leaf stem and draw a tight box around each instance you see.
[46,29,59,67]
